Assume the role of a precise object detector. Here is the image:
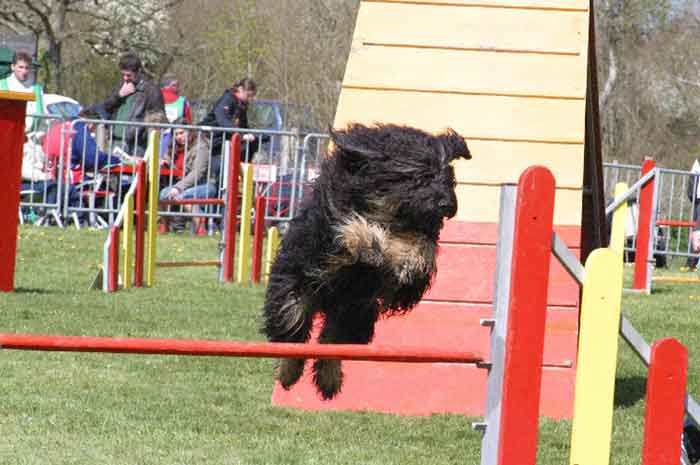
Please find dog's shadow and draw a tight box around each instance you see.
[614,376,646,408]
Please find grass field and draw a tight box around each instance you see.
[1,226,699,464]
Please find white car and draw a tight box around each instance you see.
[26,93,81,132]
[27,93,81,118]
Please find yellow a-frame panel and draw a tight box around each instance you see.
[334,0,590,225]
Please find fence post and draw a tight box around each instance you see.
[251,196,266,283]
[633,159,656,292]
[496,166,555,465]
[642,338,688,465]
[221,134,241,283]
[568,248,623,465]
[134,160,146,288]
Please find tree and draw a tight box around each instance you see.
[0,0,182,93]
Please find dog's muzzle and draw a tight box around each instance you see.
[438,201,457,218]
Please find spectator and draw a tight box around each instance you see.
[99,52,165,156]
[21,132,79,213]
[159,117,217,234]
[199,77,257,154]
[683,160,700,271]
[0,51,44,132]
[160,73,192,123]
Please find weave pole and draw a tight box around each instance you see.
[0,333,484,363]
[633,159,656,292]
[495,166,555,465]
[221,134,241,283]
[642,338,688,465]
[145,131,161,287]
[122,195,135,289]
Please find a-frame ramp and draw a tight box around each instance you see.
[273,0,597,418]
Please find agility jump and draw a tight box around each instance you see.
[101,132,281,292]
[0,166,691,464]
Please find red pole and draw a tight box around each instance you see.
[251,196,266,283]
[0,333,484,363]
[0,97,29,292]
[108,226,120,292]
[134,160,146,288]
[498,166,555,465]
[641,338,688,465]
[222,134,241,283]
[634,159,656,291]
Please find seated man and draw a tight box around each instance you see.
[159,117,218,233]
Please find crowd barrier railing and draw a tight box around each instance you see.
[18,116,324,230]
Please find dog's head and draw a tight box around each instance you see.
[325,123,471,237]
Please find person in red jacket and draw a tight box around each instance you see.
[160,73,192,123]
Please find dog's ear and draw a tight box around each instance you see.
[329,125,379,173]
[437,128,471,163]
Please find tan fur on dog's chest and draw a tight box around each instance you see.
[329,214,436,284]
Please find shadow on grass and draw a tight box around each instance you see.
[12,287,55,295]
[614,376,646,408]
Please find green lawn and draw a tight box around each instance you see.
[1,226,699,464]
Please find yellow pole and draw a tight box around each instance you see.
[609,182,628,255]
[569,248,623,465]
[263,226,280,283]
[236,163,254,283]
[145,130,160,287]
[122,194,135,289]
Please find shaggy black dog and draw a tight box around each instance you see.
[262,123,471,399]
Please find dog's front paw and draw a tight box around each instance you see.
[312,359,343,400]
[277,358,305,389]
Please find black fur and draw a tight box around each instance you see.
[262,123,471,399]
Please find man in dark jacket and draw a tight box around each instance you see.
[199,78,257,154]
[100,53,166,156]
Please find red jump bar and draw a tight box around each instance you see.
[0,334,484,364]
[656,220,698,228]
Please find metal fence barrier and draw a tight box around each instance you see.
[604,161,700,267]
[18,116,325,231]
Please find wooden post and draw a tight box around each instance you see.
[236,163,254,283]
[0,91,34,292]
[251,196,266,283]
[642,338,688,465]
[134,160,147,287]
[497,166,555,465]
[633,159,656,292]
[568,248,623,465]
[222,134,241,283]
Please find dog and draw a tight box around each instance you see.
[262,123,471,399]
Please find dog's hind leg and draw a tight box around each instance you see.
[312,301,380,399]
[263,282,314,389]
